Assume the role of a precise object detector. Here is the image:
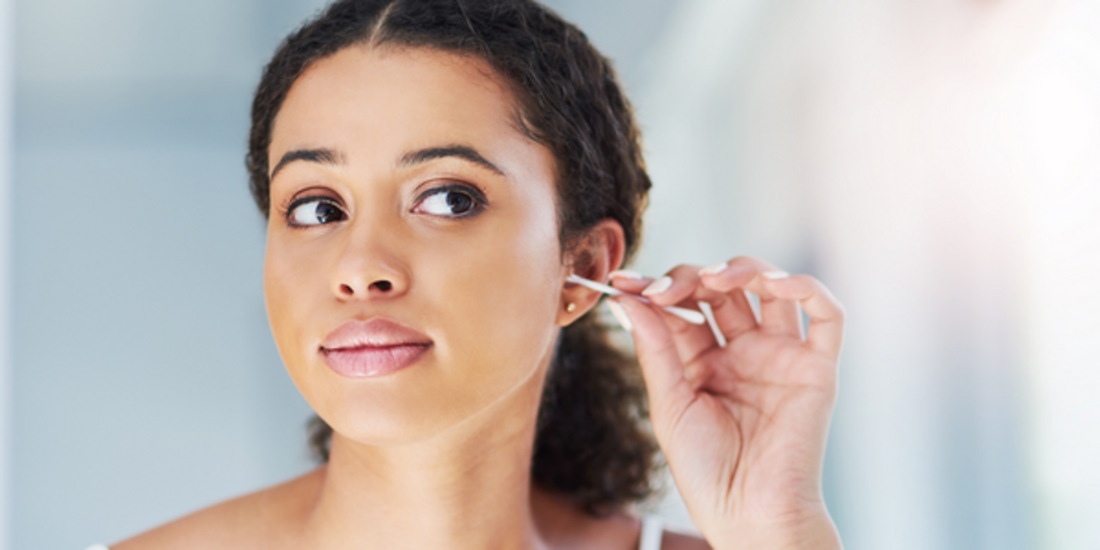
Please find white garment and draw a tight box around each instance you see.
[638,514,665,550]
[85,517,665,550]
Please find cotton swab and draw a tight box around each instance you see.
[566,274,706,325]
[697,301,727,348]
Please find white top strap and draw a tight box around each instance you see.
[638,514,664,550]
[84,545,109,550]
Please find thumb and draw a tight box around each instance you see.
[612,296,696,436]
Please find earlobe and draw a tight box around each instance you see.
[557,295,588,326]
[556,299,583,327]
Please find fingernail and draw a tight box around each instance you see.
[609,269,644,280]
[698,301,727,348]
[642,276,673,296]
[606,300,633,332]
[699,262,728,276]
[762,270,790,280]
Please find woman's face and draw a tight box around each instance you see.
[265,45,566,445]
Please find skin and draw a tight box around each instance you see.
[610,261,844,549]
[113,44,844,550]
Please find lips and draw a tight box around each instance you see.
[320,318,432,378]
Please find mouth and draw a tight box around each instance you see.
[322,343,431,378]
[320,318,433,378]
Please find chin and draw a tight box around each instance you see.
[308,356,550,449]
[290,363,457,446]
[326,386,480,446]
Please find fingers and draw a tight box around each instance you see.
[612,296,695,433]
[612,266,736,363]
[611,259,845,360]
[701,286,758,342]
[607,269,649,293]
[697,257,802,339]
[761,274,846,357]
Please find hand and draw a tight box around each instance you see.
[608,257,844,550]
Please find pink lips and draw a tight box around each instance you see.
[320,318,432,378]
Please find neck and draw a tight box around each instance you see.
[302,362,551,550]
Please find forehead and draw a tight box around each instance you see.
[270,45,529,168]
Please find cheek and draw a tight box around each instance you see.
[415,206,564,404]
[262,229,330,387]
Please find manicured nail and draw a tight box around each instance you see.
[606,300,633,332]
[609,269,644,280]
[642,276,673,296]
[698,301,727,348]
[699,262,728,276]
[744,289,762,324]
[762,270,790,280]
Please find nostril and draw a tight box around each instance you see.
[371,280,393,292]
[340,284,355,295]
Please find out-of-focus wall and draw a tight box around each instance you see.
[11,1,328,547]
[1004,4,1100,547]
[1,0,12,547]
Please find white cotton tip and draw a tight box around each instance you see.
[606,300,634,332]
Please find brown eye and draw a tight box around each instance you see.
[414,186,484,217]
[288,198,347,226]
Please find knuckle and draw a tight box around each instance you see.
[726,256,765,271]
[669,264,702,280]
[833,302,847,322]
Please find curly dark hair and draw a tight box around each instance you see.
[248,0,657,516]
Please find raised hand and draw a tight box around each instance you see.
[607,257,844,550]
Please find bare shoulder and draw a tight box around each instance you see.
[110,467,324,550]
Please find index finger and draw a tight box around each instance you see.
[698,257,802,337]
[763,274,845,357]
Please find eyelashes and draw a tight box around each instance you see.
[279,183,488,228]
[411,183,487,218]
[284,195,347,227]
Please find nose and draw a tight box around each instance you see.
[335,277,399,298]
[331,233,410,301]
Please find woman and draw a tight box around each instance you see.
[102,0,845,548]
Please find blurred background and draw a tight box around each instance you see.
[1,0,1099,548]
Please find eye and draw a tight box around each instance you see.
[287,197,347,226]
[413,184,486,217]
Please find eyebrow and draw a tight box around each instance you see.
[269,144,506,180]
[270,148,344,180]
[400,145,505,176]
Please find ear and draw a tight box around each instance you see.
[556,219,626,327]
